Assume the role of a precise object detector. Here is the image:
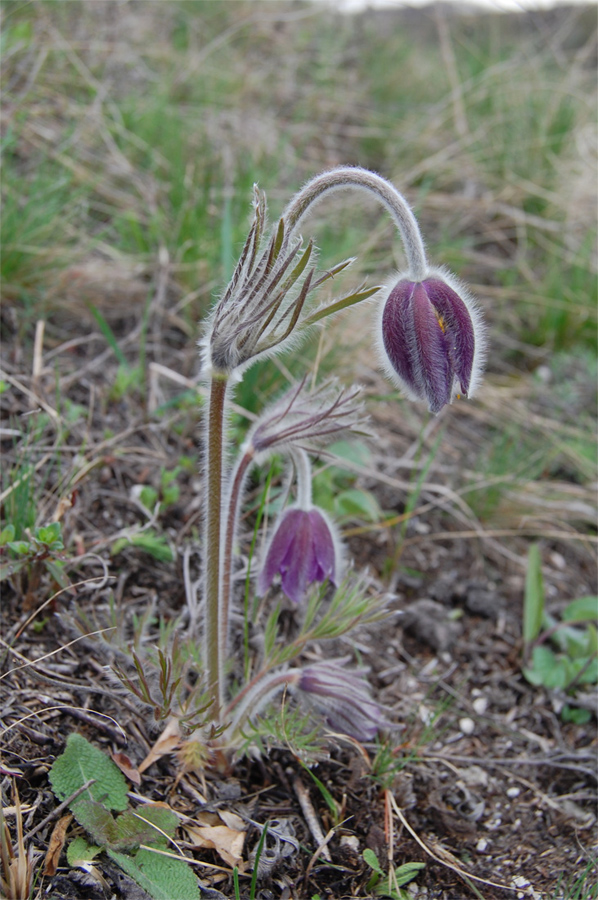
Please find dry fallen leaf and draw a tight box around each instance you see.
[43,813,72,876]
[184,822,245,868]
[138,719,181,774]
[110,750,141,786]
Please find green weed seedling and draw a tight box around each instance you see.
[49,734,200,900]
[111,529,174,563]
[0,521,70,595]
[523,544,598,724]
[363,848,425,899]
[136,467,182,517]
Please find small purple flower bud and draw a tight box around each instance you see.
[257,506,340,605]
[380,272,485,414]
[297,659,385,741]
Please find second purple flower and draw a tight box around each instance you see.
[257,506,340,605]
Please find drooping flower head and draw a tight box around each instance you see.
[380,269,486,414]
[257,505,341,605]
[296,659,386,741]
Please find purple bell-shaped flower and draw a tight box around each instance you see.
[297,659,386,741]
[380,272,485,414]
[257,505,340,605]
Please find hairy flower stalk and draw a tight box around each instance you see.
[282,166,428,282]
[204,374,228,715]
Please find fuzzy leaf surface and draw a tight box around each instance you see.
[49,733,129,813]
[108,847,200,900]
[114,806,178,849]
[67,836,101,866]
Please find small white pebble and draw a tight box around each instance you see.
[419,704,434,726]
[512,875,531,889]
[339,835,359,851]
[459,717,475,735]
[476,837,489,852]
[472,697,488,716]
[506,787,521,799]
[549,551,566,569]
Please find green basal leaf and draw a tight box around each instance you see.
[67,836,102,866]
[108,847,200,900]
[45,559,71,589]
[49,733,129,813]
[334,487,381,522]
[562,596,598,624]
[139,486,159,511]
[363,847,384,876]
[561,626,592,660]
[114,806,179,850]
[328,439,372,468]
[0,559,27,580]
[523,544,544,645]
[7,541,31,556]
[570,655,598,686]
[393,861,426,886]
[523,645,558,687]
[71,798,118,845]
[561,705,592,724]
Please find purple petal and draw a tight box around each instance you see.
[424,279,475,397]
[257,508,305,597]
[412,283,452,414]
[278,512,314,604]
[307,509,336,585]
[258,505,340,604]
[381,280,419,398]
[298,660,386,741]
[381,277,476,414]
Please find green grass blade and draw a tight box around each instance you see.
[89,305,128,367]
[523,543,545,646]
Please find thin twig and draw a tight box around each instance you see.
[293,777,331,862]
[389,793,516,893]
[22,779,95,843]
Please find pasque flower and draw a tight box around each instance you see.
[297,659,386,741]
[257,506,340,605]
[380,271,485,415]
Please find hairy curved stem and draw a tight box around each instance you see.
[292,448,312,509]
[221,447,254,660]
[283,166,428,282]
